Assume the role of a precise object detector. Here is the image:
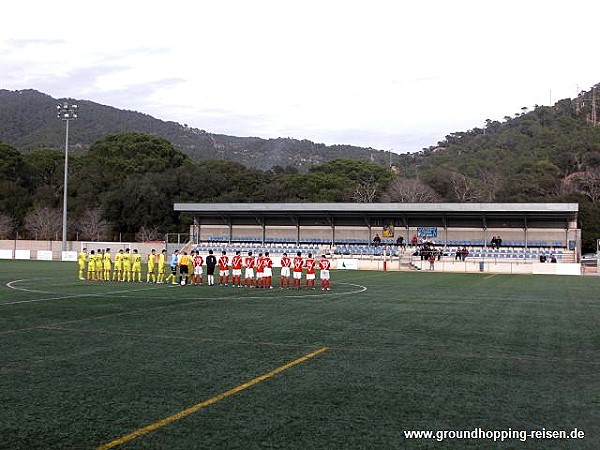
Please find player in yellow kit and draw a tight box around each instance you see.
[95,249,103,281]
[113,249,124,281]
[103,248,112,281]
[78,248,88,280]
[122,248,132,282]
[146,249,157,283]
[132,249,142,282]
[87,250,96,281]
[157,249,166,284]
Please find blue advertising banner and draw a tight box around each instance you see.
[417,227,438,238]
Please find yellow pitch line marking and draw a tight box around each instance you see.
[97,346,330,449]
[484,273,498,279]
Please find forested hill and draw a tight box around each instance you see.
[405,84,600,203]
[0,89,394,170]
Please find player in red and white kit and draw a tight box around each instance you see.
[218,251,230,286]
[292,251,303,290]
[231,250,243,287]
[255,253,265,288]
[304,253,316,289]
[263,251,273,289]
[244,251,255,287]
[192,250,204,285]
[319,254,331,291]
[280,252,291,288]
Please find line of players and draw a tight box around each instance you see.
[78,248,332,290]
[172,249,332,290]
[78,248,169,283]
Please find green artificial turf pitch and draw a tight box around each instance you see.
[0,261,598,449]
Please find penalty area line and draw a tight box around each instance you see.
[96,346,330,449]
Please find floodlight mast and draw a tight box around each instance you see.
[57,102,78,252]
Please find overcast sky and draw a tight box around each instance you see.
[2,1,599,153]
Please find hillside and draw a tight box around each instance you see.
[0,89,397,171]
[399,85,600,203]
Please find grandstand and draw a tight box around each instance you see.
[174,202,581,271]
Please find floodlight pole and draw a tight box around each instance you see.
[57,102,78,252]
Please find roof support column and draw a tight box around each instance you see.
[228,217,232,244]
[327,217,335,247]
[482,216,487,248]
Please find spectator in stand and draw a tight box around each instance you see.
[411,235,418,247]
[496,236,502,248]
[396,236,405,250]
[460,246,469,261]
[491,236,498,248]
[455,247,461,260]
[373,233,381,246]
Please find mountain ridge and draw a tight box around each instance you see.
[0,89,396,170]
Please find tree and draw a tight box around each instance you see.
[350,180,379,203]
[575,167,600,204]
[0,142,29,183]
[0,213,15,238]
[280,172,349,202]
[136,225,161,242]
[448,172,488,203]
[85,132,188,184]
[0,142,32,222]
[309,159,393,202]
[24,148,66,207]
[381,178,441,202]
[76,208,111,241]
[24,206,62,239]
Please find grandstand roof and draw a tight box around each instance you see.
[174,203,579,215]
[174,203,578,220]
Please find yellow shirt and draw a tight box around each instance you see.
[114,252,123,269]
[179,254,192,267]
[122,252,132,269]
[132,253,142,269]
[147,253,156,269]
[78,251,87,268]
